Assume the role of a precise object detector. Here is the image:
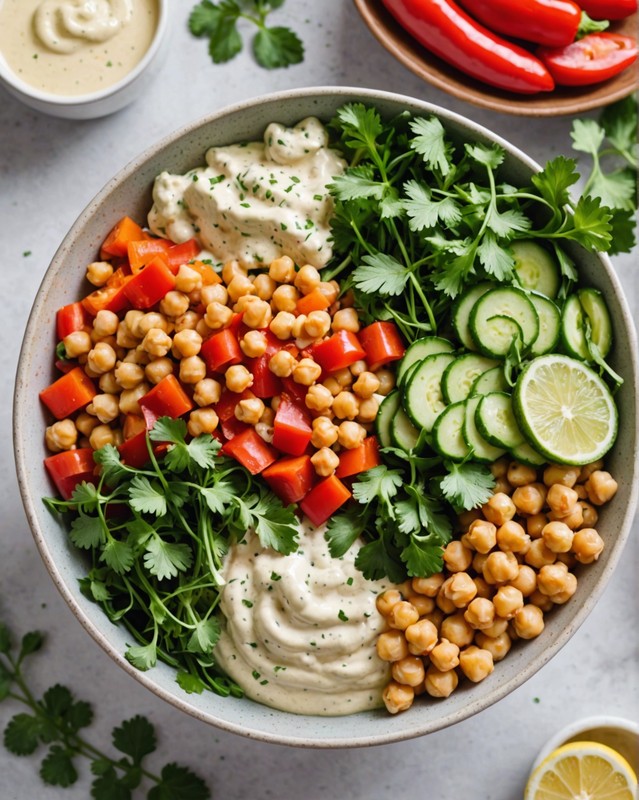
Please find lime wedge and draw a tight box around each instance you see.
[513,354,618,466]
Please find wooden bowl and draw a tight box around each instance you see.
[354,0,639,116]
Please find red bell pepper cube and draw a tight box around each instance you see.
[100,216,146,259]
[44,448,97,500]
[81,269,133,316]
[127,238,171,273]
[123,255,176,310]
[221,427,278,474]
[188,260,222,286]
[280,375,308,406]
[139,374,193,428]
[56,302,91,340]
[295,288,331,316]
[214,388,255,422]
[272,393,312,456]
[312,330,366,372]
[220,416,250,441]
[247,354,282,398]
[357,321,405,371]
[336,436,381,479]
[201,327,243,374]
[299,475,352,526]
[166,239,201,273]
[40,366,97,420]
[262,455,315,505]
[118,430,151,468]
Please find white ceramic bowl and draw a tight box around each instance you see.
[0,0,168,120]
[13,87,639,747]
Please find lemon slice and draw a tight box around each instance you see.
[524,741,638,800]
[513,354,618,466]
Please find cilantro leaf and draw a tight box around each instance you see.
[401,535,445,578]
[253,26,303,68]
[93,444,128,485]
[439,460,495,511]
[409,115,451,175]
[477,232,514,281]
[246,493,299,554]
[176,671,207,695]
[531,156,579,208]
[91,770,132,800]
[187,618,221,654]
[403,180,461,230]
[42,684,73,717]
[128,476,167,517]
[3,713,43,755]
[20,631,44,659]
[352,465,403,508]
[40,744,78,787]
[100,538,134,575]
[69,512,107,550]
[199,480,236,514]
[329,166,385,202]
[569,194,613,250]
[352,253,410,296]
[112,715,157,764]
[325,505,369,558]
[125,641,157,671]
[148,763,211,800]
[144,537,193,581]
[355,538,406,584]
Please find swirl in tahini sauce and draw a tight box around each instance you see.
[34,0,133,54]
[214,522,392,716]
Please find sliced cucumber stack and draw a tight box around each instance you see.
[442,353,499,404]
[463,395,507,463]
[470,287,539,357]
[476,392,524,450]
[560,288,613,362]
[511,240,560,299]
[432,401,470,461]
[396,336,455,387]
[452,283,493,350]
[404,352,456,432]
[375,390,401,449]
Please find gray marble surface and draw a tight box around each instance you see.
[1,2,637,798]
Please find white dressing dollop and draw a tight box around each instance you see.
[35,0,133,54]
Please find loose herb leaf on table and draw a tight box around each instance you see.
[0,621,210,798]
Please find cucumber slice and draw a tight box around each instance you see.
[375,390,400,449]
[560,294,589,360]
[528,292,561,357]
[510,441,546,467]
[432,401,471,461]
[396,336,455,387]
[511,240,560,299]
[578,288,612,358]
[391,406,421,452]
[476,392,525,450]
[442,353,499,404]
[471,365,509,396]
[560,289,613,362]
[470,287,539,356]
[452,282,493,350]
[463,395,507,463]
[404,352,456,432]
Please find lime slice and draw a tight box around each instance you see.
[513,354,618,466]
[524,740,637,800]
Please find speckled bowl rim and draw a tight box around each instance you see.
[13,86,639,748]
[0,0,168,107]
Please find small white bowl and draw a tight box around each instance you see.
[531,716,639,776]
[0,1,168,120]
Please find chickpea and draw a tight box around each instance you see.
[269,255,296,284]
[525,538,557,569]
[92,309,119,339]
[507,461,537,487]
[464,519,497,554]
[331,307,360,333]
[536,562,569,597]
[204,301,234,331]
[473,576,493,600]
[318,280,339,305]
[388,601,420,631]
[89,424,117,450]
[375,369,396,396]
[411,574,444,598]
[75,411,100,437]
[391,656,426,688]
[116,321,138,349]
[266,352,294,381]
[543,464,580,488]
[303,310,332,340]
[428,638,459,672]
[440,612,474,648]
[311,417,339,449]
[201,283,228,307]
[492,585,524,620]
[225,365,253,393]
[268,311,295,341]
[86,260,113,286]
[243,297,273,329]
[294,264,321,295]
[496,520,531,554]
[178,356,206,385]
[172,329,202,359]
[357,397,380,424]
[376,589,403,617]
[226,274,256,302]
[86,342,117,375]
[508,565,537,598]
[87,393,120,424]
[119,383,150,416]
[541,521,574,553]
[159,290,190,318]
[458,508,482,530]
[490,457,509,479]
[441,572,477,608]
[529,590,554,612]
[459,646,494,683]
[236,331,266,360]
[512,604,545,639]
[337,420,367,450]
[222,260,246,285]
[123,310,145,339]
[482,551,519,585]
[382,681,414,715]
[45,419,78,452]
[175,264,202,294]
[585,471,618,506]
[145,357,173,385]
[63,331,92,359]
[482,492,516,526]
[424,666,459,698]
[436,589,456,615]
[572,528,604,564]
[310,447,340,477]
[579,501,599,529]
[464,598,496,630]
[349,372,379,400]
[526,512,549,539]
[493,477,513,496]
[548,503,584,530]
[549,572,578,604]
[293,358,322,387]
[114,361,144,390]
[546,483,579,516]
[187,408,219,437]
[255,421,274,443]
[472,552,489,576]
[376,630,409,662]
[332,391,360,420]
[253,273,276,301]
[574,483,588,500]
[173,310,201,334]
[141,329,172,358]
[406,594,435,618]
[235,398,265,426]
[578,459,605,482]
[478,617,509,639]
[322,377,342,397]
[99,371,121,395]
[271,285,299,313]
[305,384,333,413]
[512,483,547,516]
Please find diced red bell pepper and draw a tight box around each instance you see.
[336,436,381,479]
[188,260,222,286]
[214,388,255,422]
[40,367,97,420]
[247,354,282,398]
[201,327,243,374]
[127,238,171,273]
[299,475,352,526]
[220,416,250,441]
[118,430,150,469]
[44,448,97,500]
[312,330,366,372]
[139,374,193,428]
[100,216,146,259]
[280,375,308,406]
[262,455,315,505]
[358,321,406,371]
[221,427,278,474]
[166,239,201,273]
[56,302,91,340]
[123,255,176,310]
[272,393,312,456]
[296,288,331,316]
[81,270,133,316]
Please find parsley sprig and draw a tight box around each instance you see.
[189,0,304,69]
[44,418,299,697]
[0,620,210,798]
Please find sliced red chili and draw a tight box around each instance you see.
[40,367,97,420]
[44,448,97,500]
[299,475,352,526]
[221,427,278,474]
[272,392,313,457]
[262,455,315,505]
[538,33,638,85]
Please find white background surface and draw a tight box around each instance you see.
[1,2,637,798]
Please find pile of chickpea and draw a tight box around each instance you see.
[376,458,618,714]
[44,253,397,480]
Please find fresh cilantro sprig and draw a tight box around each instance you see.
[44,417,299,697]
[0,620,210,798]
[188,0,304,69]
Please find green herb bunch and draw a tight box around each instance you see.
[44,417,299,698]
[0,620,210,798]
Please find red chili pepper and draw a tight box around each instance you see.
[578,0,637,19]
[40,366,97,420]
[381,0,555,93]
[200,327,243,373]
[44,448,97,500]
[221,427,278,474]
[262,455,315,504]
[127,238,171,273]
[272,392,313,457]
[312,330,367,372]
[538,32,638,85]
[456,0,580,47]
[299,475,352,526]
[336,436,382,479]
[56,302,91,340]
[139,374,194,428]
[100,216,146,259]
[358,321,406,371]
[123,255,177,310]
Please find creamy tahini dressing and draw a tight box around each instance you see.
[0,0,158,96]
[148,117,346,269]
[214,522,392,716]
